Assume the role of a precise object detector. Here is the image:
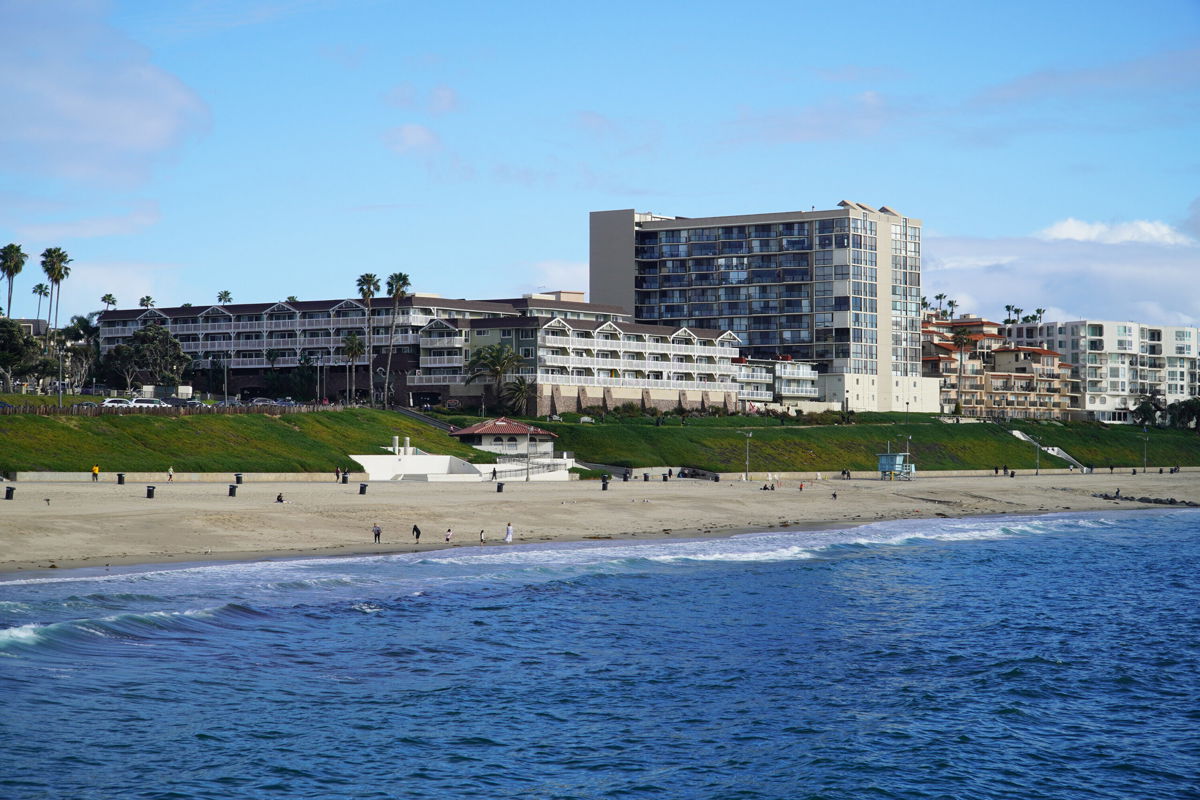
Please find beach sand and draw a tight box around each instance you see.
[1,472,1196,573]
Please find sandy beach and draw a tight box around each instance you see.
[1,471,1197,573]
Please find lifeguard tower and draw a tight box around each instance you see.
[877,451,915,480]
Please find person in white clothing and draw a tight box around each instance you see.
[504,523,513,543]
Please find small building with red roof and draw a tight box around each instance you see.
[449,417,558,457]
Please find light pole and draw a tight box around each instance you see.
[56,340,64,408]
[1029,433,1040,475]
[743,431,753,481]
[1143,426,1148,471]
[905,401,909,425]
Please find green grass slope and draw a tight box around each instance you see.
[0,409,494,473]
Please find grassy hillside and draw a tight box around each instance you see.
[0,409,494,473]
[435,412,1200,472]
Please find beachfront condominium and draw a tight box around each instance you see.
[1005,319,1200,422]
[589,201,940,413]
[97,291,743,413]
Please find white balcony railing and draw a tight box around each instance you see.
[408,374,468,385]
[536,334,733,359]
[535,372,737,393]
[420,356,465,368]
[540,353,736,375]
[738,389,774,401]
[420,336,466,349]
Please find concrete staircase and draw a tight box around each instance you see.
[1010,430,1086,470]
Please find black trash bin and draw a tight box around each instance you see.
[713,474,720,482]
[643,473,649,482]
[497,482,505,493]
[341,473,349,484]
[146,485,156,499]
[4,486,14,500]
[234,473,243,485]
[359,483,368,495]
[662,474,668,482]
[117,473,125,485]
[622,473,630,482]
[228,484,237,497]
[601,480,609,491]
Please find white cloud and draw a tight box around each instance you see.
[428,85,460,115]
[0,1,208,186]
[923,232,1200,324]
[382,124,441,154]
[384,82,461,115]
[16,202,160,240]
[1038,218,1194,246]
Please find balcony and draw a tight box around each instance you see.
[536,372,738,393]
[409,374,468,385]
[739,389,774,401]
[777,383,820,398]
[420,335,466,349]
[420,355,465,368]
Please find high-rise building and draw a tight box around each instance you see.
[1006,319,1200,422]
[589,202,939,412]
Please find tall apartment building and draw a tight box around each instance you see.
[590,202,939,413]
[97,291,741,412]
[1006,320,1200,422]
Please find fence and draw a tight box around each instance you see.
[0,403,346,418]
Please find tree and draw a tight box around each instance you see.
[466,343,524,414]
[217,290,232,304]
[1131,394,1164,427]
[265,348,282,371]
[40,247,71,351]
[139,296,155,308]
[101,293,117,311]
[946,299,959,319]
[2,243,28,323]
[356,273,380,404]
[286,295,298,303]
[32,283,49,324]
[383,271,411,407]
[951,328,973,416]
[342,332,365,402]
[129,324,190,385]
[101,343,140,390]
[0,317,38,391]
[934,293,946,313]
[1003,304,1015,325]
[501,375,537,415]
[1034,308,1046,325]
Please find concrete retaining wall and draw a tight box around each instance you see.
[9,472,366,483]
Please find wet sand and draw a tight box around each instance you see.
[1,472,1197,573]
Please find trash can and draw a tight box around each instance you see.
[341,473,349,484]
[713,474,720,482]
[228,484,237,497]
[359,483,368,495]
[622,473,630,482]
[643,473,649,482]
[146,485,156,499]
[234,473,243,485]
[601,480,609,491]
[117,473,126,485]
[497,482,505,493]
[662,474,668,482]
[4,486,14,500]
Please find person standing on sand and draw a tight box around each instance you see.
[479,529,486,544]
[91,464,100,482]
[491,467,497,481]
[504,523,513,543]
[412,524,421,543]
[445,528,453,543]
[372,523,381,543]
[167,466,174,482]
[335,467,341,482]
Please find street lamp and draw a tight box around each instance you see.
[905,401,909,425]
[1029,432,1041,475]
[1143,426,1148,471]
[743,431,753,481]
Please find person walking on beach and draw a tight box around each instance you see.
[479,529,486,544]
[335,466,341,482]
[445,528,453,543]
[491,467,497,481]
[372,523,381,543]
[167,466,174,483]
[91,464,100,482]
[412,524,421,543]
[504,523,513,543]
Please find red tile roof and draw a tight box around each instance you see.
[449,417,557,438]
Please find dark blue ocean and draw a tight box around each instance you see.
[2,510,1198,800]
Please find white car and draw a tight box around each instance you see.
[101,398,132,407]
[130,398,170,407]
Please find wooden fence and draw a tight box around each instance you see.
[0,403,347,417]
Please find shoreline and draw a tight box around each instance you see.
[2,473,1196,577]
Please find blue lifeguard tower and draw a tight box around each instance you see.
[877,451,915,480]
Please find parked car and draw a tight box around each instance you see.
[274,397,298,407]
[213,398,241,407]
[162,397,190,407]
[250,397,276,406]
[130,398,170,408]
[101,398,132,407]
[185,399,206,408]
[73,401,98,408]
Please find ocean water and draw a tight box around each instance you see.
[1,511,1198,800]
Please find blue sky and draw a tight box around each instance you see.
[2,0,1199,325]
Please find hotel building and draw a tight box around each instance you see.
[589,202,940,413]
[1005,320,1200,422]
[97,291,742,413]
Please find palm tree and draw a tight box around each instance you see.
[383,271,411,407]
[466,343,524,415]
[501,375,537,416]
[934,293,947,313]
[139,296,155,308]
[951,328,973,416]
[101,293,117,311]
[215,291,233,400]
[2,243,28,322]
[217,290,232,304]
[32,283,49,323]
[286,295,298,303]
[946,299,958,319]
[40,248,71,351]
[1011,307,1024,326]
[1003,304,1015,325]
[1034,308,1046,325]
[342,332,365,403]
[355,273,380,403]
